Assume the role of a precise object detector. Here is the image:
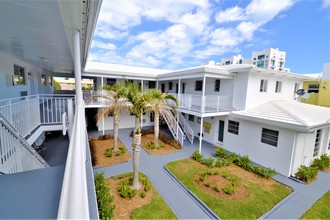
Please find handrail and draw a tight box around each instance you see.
[0,112,49,173]
[179,112,194,144]
[57,107,90,219]
[161,111,185,146]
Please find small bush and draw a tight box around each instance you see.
[192,150,204,162]
[237,155,253,171]
[199,173,206,181]
[312,154,330,171]
[296,165,319,183]
[227,152,240,164]
[201,156,215,168]
[98,134,113,140]
[115,146,126,156]
[88,138,97,166]
[140,191,146,198]
[223,183,236,195]
[145,141,164,150]
[105,148,112,158]
[94,172,115,219]
[215,147,228,158]
[214,185,220,192]
[118,179,137,199]
[204,182,211,187]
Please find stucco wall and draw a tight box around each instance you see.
[222,119,295,176]
[0,51,53,100]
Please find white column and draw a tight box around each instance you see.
[156,81,159,90]
[101,77,105,135]
[177,79,181,136]
[74,31,83,108]
[199,117,203,154]
[201,76,206,113]
[141,80,143,129]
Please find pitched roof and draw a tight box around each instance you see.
[231,100,330,131]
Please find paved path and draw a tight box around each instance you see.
[92,128,330,219]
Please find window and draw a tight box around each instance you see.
[107,78,116,86]
[195,80,203,91]
[294,83,300,94]
[228,120,239,135]
[258,55,265,60]
[48,76,52,86]
[176,83,178,93]
[259,79,268,92]
[261,128,279,147]
[41,74,46,86]
[308,84,319,93]
[214,79,221,92]
[13,65,25,85]
[225,61,231,65]
[169,82,173,90]
[313,130,321,157]
[197,117,201,123]
[148,81,156,89]
[188,114,194,122]
[275,81,282,93]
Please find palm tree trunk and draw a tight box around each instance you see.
[154,111,159,147]
[113,108,120,152]
[132,116,141,189]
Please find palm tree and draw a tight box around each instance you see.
[94,82,126,152]
[123,82,152,189]
[146,89,178,147]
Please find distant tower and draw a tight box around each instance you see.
[220,54,244,65]
[251,48,288,72]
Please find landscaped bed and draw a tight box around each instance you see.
[166,158,292,219]
[107,172,177,219]
[89,135,131,167]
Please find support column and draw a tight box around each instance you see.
[101,77,105,135]
[141,80,143,129]
[201,76,206,113]
[177,79,181,137]
[74,31,83,107]
[156,81,159,90]
[199,117,203,154]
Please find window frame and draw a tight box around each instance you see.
[313,130,321,157]
[195,80,203,91]
[188,114,194,122]
[261,128,279,147]
[308,84,319,94]
[169,82,173,90]
[275,81,282,93]
[228,120,239,135]
[13,65,26,85]
[259,79,268,92]
[148,81,156,89]
[214,79,221,92]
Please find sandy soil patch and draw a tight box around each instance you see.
[141,134,181,156]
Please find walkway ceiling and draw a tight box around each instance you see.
[0,0,101,75]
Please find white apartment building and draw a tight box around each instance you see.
[221,48,290,72]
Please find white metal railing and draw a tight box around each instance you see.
[0,94,75,138]
[178,112,194,144]
[178,94,231,113]
[0,113,49,174]
[161,111,184,146]
[58,106,90,218]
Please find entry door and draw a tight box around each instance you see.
[218,120,225,142]
[161,84,165,93]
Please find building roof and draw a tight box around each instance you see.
[231,100,330,132]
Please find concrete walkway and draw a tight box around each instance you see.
[91,128,330,219]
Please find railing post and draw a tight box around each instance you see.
[217,96,220,111]
[68,99,74,128]
[27,97,31,135]
[188,95,191,110]
[8,99,13,124]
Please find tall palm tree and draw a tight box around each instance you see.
[94,82,126,152]
[146,89,178,147]
[123,82,152,189]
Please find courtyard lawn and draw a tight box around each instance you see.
[166,158,291,219]
[300,190,330,219]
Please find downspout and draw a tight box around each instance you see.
[288,132,298,176]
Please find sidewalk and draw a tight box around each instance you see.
[92,128,330,219]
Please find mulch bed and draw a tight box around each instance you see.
[141,134,181,156]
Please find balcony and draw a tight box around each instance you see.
[169,94,232,113]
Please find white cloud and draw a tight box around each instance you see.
[215,6,246,23]
[91,40,116,50]
[322,0,330,8]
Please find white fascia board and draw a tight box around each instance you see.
[201,111,231,118]
[250,68,315,80]
[82,71,157,81]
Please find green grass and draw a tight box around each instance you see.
[112,172,177,219]
[166,159,291,219]
[131,190,177,219]
[300,190,330,219]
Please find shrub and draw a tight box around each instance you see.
[199,173,206,181]
[98,134,113,140]
[105,148,112,158]
[115,146,126,156]
[88,138,97,166]
[94,172,115,219]
[204,182,211,187]
[227,152,240,163]
[140,191,146,198]
[223,183,236,195]
[192,150,204,162]
[296,165,319,183]
[237,155,253,171]
[215,147,228,158]
[201,156,215,168]
[214,185,220,192]
[118,179,137,199]
[145,141,164,150]
[312,154,330,171]
[252,166,277,179]
[159,132,181,149]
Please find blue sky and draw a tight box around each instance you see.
[88,0,330,73]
